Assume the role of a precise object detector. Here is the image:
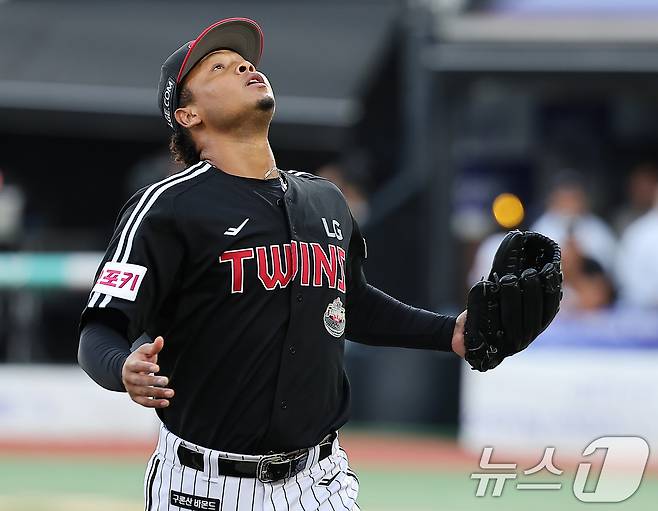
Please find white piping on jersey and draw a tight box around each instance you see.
[286,170,313,178]
[114,161,207,263]
[97,162,212,308]
[88,161,206,308]
[88,161,211,309]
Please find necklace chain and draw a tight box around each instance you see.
[263,165,278,180]
[203,159,278,180]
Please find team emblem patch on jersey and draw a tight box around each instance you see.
[323,297,346,338]
[92,262,147,302]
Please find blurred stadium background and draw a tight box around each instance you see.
[2,0,658,509]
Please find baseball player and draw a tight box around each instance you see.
[77,18,561,511]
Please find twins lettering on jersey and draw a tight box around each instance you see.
[219,240,346,294]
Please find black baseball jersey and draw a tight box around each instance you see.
[80,160,456,454]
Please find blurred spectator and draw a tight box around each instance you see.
[0,169,26,250]
[469,224,615,312]
[560,226,616,312]
[615,189,658,308]
[315,151,371,224]
[613,162,658,235]
[531,170,617,272]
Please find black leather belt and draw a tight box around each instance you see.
[177,432,336,483]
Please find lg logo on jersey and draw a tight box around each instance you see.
[219,241,346,294]
[322,218,342,241]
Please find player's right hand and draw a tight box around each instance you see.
[451,310,466,359]
[122,336,174,408]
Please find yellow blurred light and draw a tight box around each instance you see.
[492,193,524,228]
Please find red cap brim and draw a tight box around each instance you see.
[176,18,264,84]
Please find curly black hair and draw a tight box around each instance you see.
[169,86,201,167]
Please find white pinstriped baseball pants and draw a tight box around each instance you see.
[144,422,361,511]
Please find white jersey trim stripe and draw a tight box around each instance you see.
[120,162,211,265]
[87,287,102,308]
[114,161,206,263]
[88,161,206,308]
[98,162,211,308]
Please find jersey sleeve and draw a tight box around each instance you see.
[80,189,184,341]
[345,214,368,298]
[344,215,456,351]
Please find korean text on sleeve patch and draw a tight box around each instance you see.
[92,262,148,302]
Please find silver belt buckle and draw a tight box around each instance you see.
[256,454,286,483]
[256,449,309,483]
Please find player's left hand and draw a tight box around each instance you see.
[451,310,466,358]
[464,230,562,372]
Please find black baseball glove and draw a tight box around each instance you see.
[464,230,563,372]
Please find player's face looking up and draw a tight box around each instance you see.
[174,49,275,133]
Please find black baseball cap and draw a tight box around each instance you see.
[157,18,264,131]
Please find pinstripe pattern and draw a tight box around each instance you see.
[236,455,244,509]
[220,454,228,510]
[144,454,156,509]
[329,458,349,511]
[144,454,160,511]
[148,422,358,510]
[307,469,322,509]
[146,431,165,510]
[180,462,186,502]
[281,480,290,511]
[192,464,199,501]
[317,463,336,511]
[207,449,213,498]
[155,432,171,509]
[167,438,174,511]
[293,471,308,511]
[251,477,257,511]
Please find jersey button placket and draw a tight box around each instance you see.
[284,196,297,237]
[280,400,288,410]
